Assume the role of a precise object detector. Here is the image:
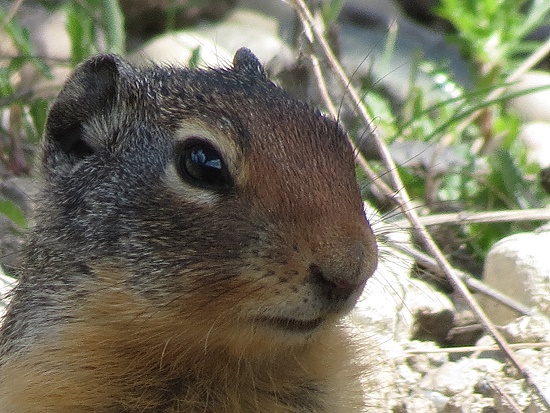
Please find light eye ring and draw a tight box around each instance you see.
[174,138,231,191]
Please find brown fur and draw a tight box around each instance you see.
[1,267,366,412]
[0,49,378,412]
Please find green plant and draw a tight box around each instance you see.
[0,0,125,227]
[436,0,550,73]
[349,0,550,262]
[0,199,27,230]
[65,0,125,65]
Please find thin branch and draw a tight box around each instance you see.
[389,208,550,228]
[289,0,550,411]
[405,342,550,354]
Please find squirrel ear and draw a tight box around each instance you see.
[232,48,266,77]
[44,54,127,164]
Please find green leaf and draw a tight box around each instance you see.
[65,2,97,65]
[321,0,344,26]
[101,0,126,54]
[188,47,201,69]
[27,98,50,143]
[0,200,27,229]
[0,9,52,78]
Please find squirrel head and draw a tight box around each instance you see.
[36,48,378,354]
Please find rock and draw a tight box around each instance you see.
[419,358,503,397]
[236,0,294,38]
[130,31,232,67]
[481,230,550,324]
[471,334,550,410]
[518,122,550,168]
[423,390,450,411]
[338,3,471,105]
[405,340,448,375]
[501,315,550,344]
[444,392,495,413]
[513,347,550,399]
[397,393,438,412]
[507,71,550,123]
[130,8,295,72]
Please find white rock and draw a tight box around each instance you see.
[507,71,550,123]
[130,9,293,69]
[518,122,550,168]
[405,341,448,375]
[399,393,438,413]
[481,230,550,324]
[130,32,232,68]
[444,392,495,413]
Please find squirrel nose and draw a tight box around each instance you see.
[306,235,378,306]
[308,263,361,303]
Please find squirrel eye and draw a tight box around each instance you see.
[175,140,228,189]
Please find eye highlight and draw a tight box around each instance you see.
[175,139,230,190]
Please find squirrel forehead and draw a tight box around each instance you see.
[141,64,351,158]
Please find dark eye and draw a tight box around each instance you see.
[175,140,229,190]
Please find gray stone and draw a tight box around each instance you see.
[419,358,502,397]
[502,315,550,343]
[401,393,438,412]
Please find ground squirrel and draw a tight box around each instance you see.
[0,48,378,412]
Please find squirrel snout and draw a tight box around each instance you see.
[307,239,377,307]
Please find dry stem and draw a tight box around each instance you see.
[289,0,550,410]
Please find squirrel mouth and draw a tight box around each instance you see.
[255,316,325,332]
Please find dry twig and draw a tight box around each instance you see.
[289,0,550,410]
[405,342,550,354]
[390,207,550,228]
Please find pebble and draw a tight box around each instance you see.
[502,315,550,343]
[419,358,503,397]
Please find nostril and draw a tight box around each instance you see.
[308,263,358,302]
